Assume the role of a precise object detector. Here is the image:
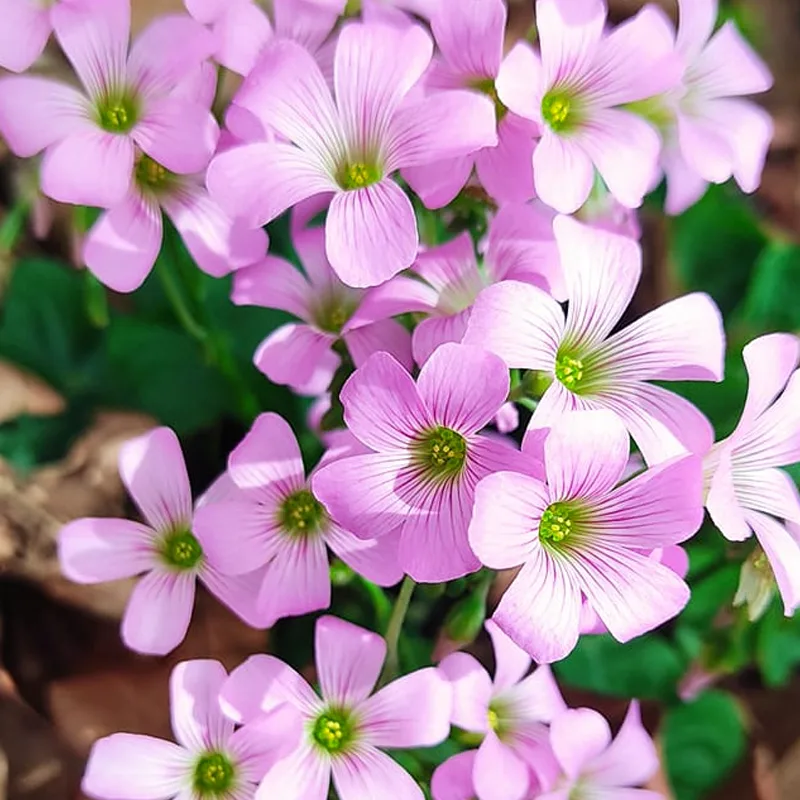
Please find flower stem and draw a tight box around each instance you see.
[156,257,209,345]
[380,576,416,685]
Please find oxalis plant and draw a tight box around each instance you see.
[0,0,791,797]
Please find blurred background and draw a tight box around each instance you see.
[0,0,799,798]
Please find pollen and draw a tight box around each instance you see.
[160,528,204,570]
[487,708,499,731]
[539,502,573,545]
[541,91,573,132]
[312,709,355,754]
[97,93,139,134]
[338,161,382,191]
[278,489,328,536]
[135,154,174,192]
[554,352,585,391]
[415,426,468,481]
[193,752,235,796]
[314,297,357,334]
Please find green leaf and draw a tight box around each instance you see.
[756,600,800,687]
[554,633,684,701]
[681,563,739,628]
[0,257,104,397]
[671,185,766,316]
[663,690,746,800]
[102,316,228,435]
[0,410,90,473]
[740,241,800,333]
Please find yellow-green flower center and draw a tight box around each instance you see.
[539,502,573,544]
[160,528,204,570]
[312,708,355,754]
[487,708,499,731]
[541,90,574,132]
[278,489,328,536]
[314,297,357,335]
[554,352,586,391]
[338,162,382,191]
[134,154,176,194]
[193,752,235,797]
[415,426,468,481]
[97,92,139,134]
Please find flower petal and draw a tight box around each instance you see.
[432,0,505,78]
[199,564,267,629]
[474,731,531,800]
[386,90,498,171]
[256,535,331,627]
[326,180,418,288]
[544,410,629,502]
[335,21,432,156]
[431,752,478,800]
[170,659,232,752]
[706,451,751,542]
[206,142,336,229]
[412,312,472,368]
[493,548,582,664]
[485,618,531,692]
[58,518,156,584]
[0,0,50,73]
[315,614,386,706]
[0,76,89,156]
[83,193,163,293]
[258,743,330,800]
[360,667,452,747]
[499,664,566,726]
[417,343,509,436]
[469,471,550,570]
[344,319,414,373]
[82,734,191,800]
[567,543,690,643]
[438,652,493,733]
[677,112,736,184]
[495,41,542,121]
[475,116,537,205]
[676,0,716,61]
[550,708,611,779]
[340,351,431,450]
[403,155,474,210]
[41,129,134,208]
[463,280,564,370]
[254,323,337,394]
[121,570,196,656]
[211,0,273,76]
[163,184,267,277]
[272,0,341,51]
[325,522,404,587]
[231,256,311,319]
[748,511,800,616]
[734,467,800,524]
[330,747,421,800]
[119,427,193,532]
[532,130,595,214]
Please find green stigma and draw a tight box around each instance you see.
[487,708,499,731]
[338,161,382,191]
[415,426,468,481]
[193,752,235,797]
[160,528,204,570]
[278,489,328,536]
[312,708,356,754]
[315,299,356,334]
[97,92,139,134]
[471,78,508,122]
[554,352,586,392]
[134,154,175,193]
[539,502,574,545]
[343,0,361,16]
[541,90,574,132]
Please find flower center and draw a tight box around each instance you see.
[312,708,356,754]
[278,489,328,536]
[414,426,468,481]
[338,162,382,191]
[487,708,499,731]
[554,352,585,392]
[314,297,357,334]
[134,154,176,194]
[541,90,574,132]
[539,502,573,544]
[96,92,139,134]
[193,752,235,797]
[160,528,204,570]
[470,78,508,122]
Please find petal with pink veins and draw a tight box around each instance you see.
[748,510,800,616]
[258,743,330,800]
[331,746,421,800]
[344,319,414,373]
[170,660,232,752]
[474,730,532,800]
[403,154,474,210]
[254,323,337,392]
[212,0,273,76]
[496,41,542,121]
[550,708,611,779]
[475,117,537,205]
[232,257,311,320]
[412,311,473,368]
[486,618,531,692]
[325,522,404,587]
[438,652,492,733]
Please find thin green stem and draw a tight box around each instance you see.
[156,258,209,344]
[380,576,416,685]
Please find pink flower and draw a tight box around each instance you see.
[206,23,497,288]
[58,427,265,656]
[705,333,800,615]
[662,0,773,214]
[312,343,540,582]
[220,615,453,800]
[83,153,267,292]
[193,413,403,627]
[185,0,344,77]
[469,410,703,663]
[544,703,661,800]
[0,0,218,210]
[402,0,538,207]
[408,204,563,366]
[495,0,681,213]
[232,209,421,394]
[432,751,544,800]
[82,660,301,800]
[464,215,724,465]
[439,620,566,800]
[0,0,57,73]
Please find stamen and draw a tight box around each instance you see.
[278,489,328,536]
[338,162,382,191]
[554,352,585,391]
[414,426,468,481]
[97,92,139,134]
[541,91,574,132]
[160,528,204,570]
[312,708,355,754]
[539,502,574,545]
[193,752,235,796]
